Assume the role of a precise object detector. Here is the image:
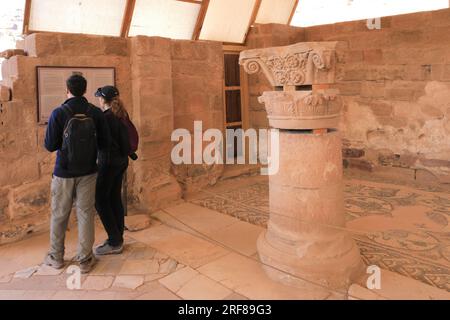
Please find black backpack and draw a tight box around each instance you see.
[61,104,98,175]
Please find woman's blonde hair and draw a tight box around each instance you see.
[106,96,128,120]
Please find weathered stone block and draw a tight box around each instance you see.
[0,128,38,159]
[132,57,172,78]
[132,36,172,58]
[59,35,101,56]
[1,57,18,81]
[138,94,174,117]
[373,166,416,182]
[348,32,389,50]
[333,82,362,96]
[390,11,432,29]
[172,61,222,79]
[8,179,50,220]
[385,81,425,101]
[11,78,37,102]
[344,50,364,63]
[139,115,173,142]
[171,40,209,61]
[360,81,386,98]
[366,99,393,117]
[38,152,56,177]
[431,9,450,27]
[383,65,406,80]
[25,33,61,57]
[343,148,365,158]
[138,78,173,96]
[415,169,438,184]
[0,154,40,188]
[363,49,383,64]
[344,159,375,172]
[0,85,11,102]
[337,65,367,81]
[390,30,424,47]
[0,49,26,59]
[0,188,9,222]
[0,101,36,129]
[103,37,129,56]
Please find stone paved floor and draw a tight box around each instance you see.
[0,174,449,300]
[0,209,345,300]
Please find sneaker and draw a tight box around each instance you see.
[79,256,96,274]
[43,254,64,270]
[94,241,124,256]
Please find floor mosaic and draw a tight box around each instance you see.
[189,175,450,292]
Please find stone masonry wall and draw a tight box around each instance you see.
[246,8,450,184]
[129,36,182,212]
[170,40,224,194]
[0,33,226,244]
[0,33,131,244]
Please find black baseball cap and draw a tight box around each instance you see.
[95,86,119,99]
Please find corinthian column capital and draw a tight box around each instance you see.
[239,42,343,87]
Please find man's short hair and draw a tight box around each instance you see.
[66,74,87,97]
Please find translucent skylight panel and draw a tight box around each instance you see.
[199,0,257,43]
[129,0,201,40]
[29,0,127,36]
[255,0,297,25]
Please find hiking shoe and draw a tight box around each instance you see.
[79,256,96,274]
[43,254,65,270]
[94,241,124,256]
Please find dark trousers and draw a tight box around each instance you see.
[95,161,128,247]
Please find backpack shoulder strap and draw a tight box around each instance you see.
[61,104,74,128]
[61,104,73,117]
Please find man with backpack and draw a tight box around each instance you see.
[44,74,111,273]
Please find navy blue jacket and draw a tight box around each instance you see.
[44,96,111,178]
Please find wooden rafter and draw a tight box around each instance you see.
[121,0,136,38]
[242,0,262,44]
[192,0,210,40]
[288,0,300,25]
[23,0,32,35]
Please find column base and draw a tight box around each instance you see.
[257,230,365,290]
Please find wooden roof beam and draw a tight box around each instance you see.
[23,0,32,35]
[192,0,210,40]
[121,0,136,38]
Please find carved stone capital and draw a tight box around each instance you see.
[258,89,342,130]
[239,42,341,87]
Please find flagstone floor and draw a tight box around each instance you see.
[0,173,449,300]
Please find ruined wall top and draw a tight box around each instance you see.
[239,41,344,87]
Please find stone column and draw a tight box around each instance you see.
[240,42,364,290]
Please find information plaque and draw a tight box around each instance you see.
[37,66,115,124]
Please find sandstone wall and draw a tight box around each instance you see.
[0,33,131,244]
[0,33,226,244]
[170,40,224,194]
[247,8,450,184]
[129,36,182,212]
